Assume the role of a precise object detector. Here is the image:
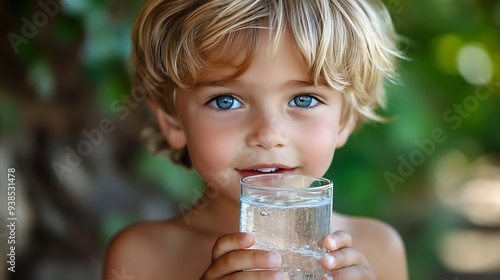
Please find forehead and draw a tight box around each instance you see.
[194,30,312,88]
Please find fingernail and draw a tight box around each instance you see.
[323,254,335,267]
[327,236,337,249]
[268,252,281,266]
[321,275,334,280]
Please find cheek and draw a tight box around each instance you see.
[183,119,239,172]
[183,123,243,200]
[296,118,339,175]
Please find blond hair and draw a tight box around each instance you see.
[132,0,402,167]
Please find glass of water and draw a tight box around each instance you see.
[240,174,333,279]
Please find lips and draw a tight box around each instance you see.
[237,164,296,178]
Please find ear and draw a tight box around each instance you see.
[336,118,355,148]
[147,99,186,150]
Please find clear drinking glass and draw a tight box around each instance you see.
[240,174,333,279]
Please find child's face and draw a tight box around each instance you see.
[169,33,350,203]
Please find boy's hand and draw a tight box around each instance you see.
[320,230,376,280]
[200,232,287,280]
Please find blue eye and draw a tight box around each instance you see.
[208,95,242,110]
[289,95,319,108]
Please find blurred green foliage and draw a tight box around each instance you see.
[2,0,499,279]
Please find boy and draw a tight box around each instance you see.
[104,0,408,279]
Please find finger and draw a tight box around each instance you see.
[212,233,254,260]
[225,270,289,280]
[205,249,281,278]
[322,265,375,280]
[323,230,352,251]
[321,247,367,270]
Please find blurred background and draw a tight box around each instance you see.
[0,0,499,279]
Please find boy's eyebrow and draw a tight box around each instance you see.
[284,80,316,89]
[193,79,245,89]
[193,79,323,90]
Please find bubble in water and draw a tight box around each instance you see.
[260,211,269,217]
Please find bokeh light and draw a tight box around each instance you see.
[456,44,493,85]
[439,230,500,273]
[460,178,500,226]
[434,34,463,75]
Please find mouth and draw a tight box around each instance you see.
[237,165,296,178]
[253,167,280,173]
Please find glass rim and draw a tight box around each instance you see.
[240,174,333,192]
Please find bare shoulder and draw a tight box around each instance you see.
[334,212,405,252]
[103,217,213,280]
[333,212,408,280]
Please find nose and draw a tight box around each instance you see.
[247,112,289,150]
